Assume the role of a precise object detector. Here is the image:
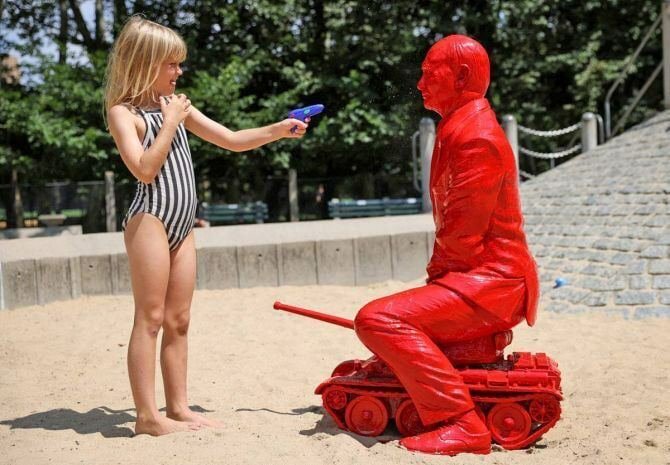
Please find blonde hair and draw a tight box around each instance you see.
[103,16,187,119]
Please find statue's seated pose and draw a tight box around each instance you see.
[354,35,540,456]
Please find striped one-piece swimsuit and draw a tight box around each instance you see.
[122,108,198,250]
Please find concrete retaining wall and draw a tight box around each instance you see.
[0,225,82,240]
[0,214,435,310]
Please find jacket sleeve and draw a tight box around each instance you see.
[434,137,505,269]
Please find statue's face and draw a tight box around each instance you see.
[417,36,490,117]
[417,53,457,117]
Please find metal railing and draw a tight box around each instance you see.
[411,117,436,213]
[501,113,600,178]
[604,2,670,139]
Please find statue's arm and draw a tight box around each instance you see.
[439,138,504,256]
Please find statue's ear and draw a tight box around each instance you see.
[455,64,470,90]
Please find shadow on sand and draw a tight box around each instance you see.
[236,404,395,448]
[0,406,135,438]
[0,404,213,438]
[235,405,322,416]
[299,408,399,448]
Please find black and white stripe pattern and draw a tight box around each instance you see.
[122,108,197,250]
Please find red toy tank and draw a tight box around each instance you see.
[274,301,562,450]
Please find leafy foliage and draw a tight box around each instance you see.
[0,0,665,195]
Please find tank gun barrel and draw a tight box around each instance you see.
[273,301,354,330]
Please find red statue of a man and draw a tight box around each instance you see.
[354,35,539,455]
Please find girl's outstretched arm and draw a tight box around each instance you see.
[184,107,308,152]
[108,95,191,183]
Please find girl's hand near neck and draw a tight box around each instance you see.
[159,93,192,128]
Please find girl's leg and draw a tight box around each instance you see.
[124,213,199,436]
[161,231,223,428]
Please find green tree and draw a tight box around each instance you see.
[0,0,666,226]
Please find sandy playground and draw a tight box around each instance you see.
[0,279,668,465]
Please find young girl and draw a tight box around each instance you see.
[104,16,309,436]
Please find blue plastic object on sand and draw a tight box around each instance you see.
[288,104,324,133]
[554,277,567,288]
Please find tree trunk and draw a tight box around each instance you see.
[313,0,325,59]
[58,0,68,64]
[9,167,24,229]
[95,0,104,46]
[229,175,240,203]
[194,0,213,66]
[113,0,129,37]
[361,172,375,199]
[68,0,95,51]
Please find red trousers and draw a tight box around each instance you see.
[354,283,523,426]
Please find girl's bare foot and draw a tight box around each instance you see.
[134,416,201,436]
[167,409,224,428]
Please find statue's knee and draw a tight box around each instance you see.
[354,300,388,338]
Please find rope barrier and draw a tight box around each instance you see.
[518,122,582,137]
[519,144,582,159]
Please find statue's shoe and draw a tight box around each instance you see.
[399,410,491,456]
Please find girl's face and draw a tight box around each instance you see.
[153,61,183,97]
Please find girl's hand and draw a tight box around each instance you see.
[274,117,309,139]
[160,93,192,126]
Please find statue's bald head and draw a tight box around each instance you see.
[425,35,490,97]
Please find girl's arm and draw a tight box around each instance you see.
[108,95,191,183]
[184,106,308,152]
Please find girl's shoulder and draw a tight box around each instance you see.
[108,103,147,129]
[109,102,141,118]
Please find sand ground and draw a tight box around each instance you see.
[1,279,668,465]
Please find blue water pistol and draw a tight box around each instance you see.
[288,104,325,133]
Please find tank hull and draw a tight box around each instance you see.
[315,351,562,450]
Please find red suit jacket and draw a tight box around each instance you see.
[426,98,539,326]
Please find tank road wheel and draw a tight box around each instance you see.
[322,387,348,411]
[487,402,532,449]
[344,395,389,436]
[395,399,428,437]
[529,395,561,424]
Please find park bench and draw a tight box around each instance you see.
[0,208,84,226]
[201,201,269,225]
[328,197,422,219]
[0,208,38,222]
